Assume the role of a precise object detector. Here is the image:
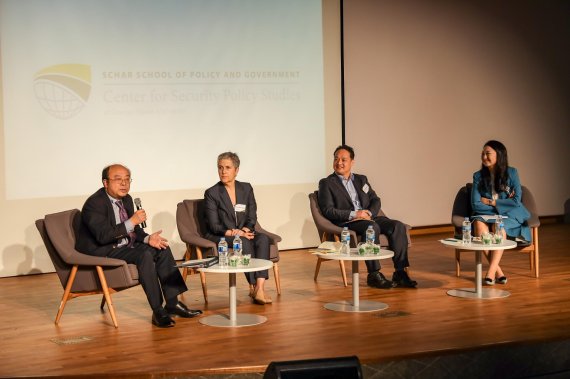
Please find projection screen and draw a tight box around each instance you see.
[1,0,332,199]
[0,0,342,277]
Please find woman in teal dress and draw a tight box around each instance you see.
[471,140,530,285]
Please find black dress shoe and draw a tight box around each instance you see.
[392,270,418,288]
[367,271,395,289]
[166,302,202,318]
[516,239,531,247]
[152,309,175,328]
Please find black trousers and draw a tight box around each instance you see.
[209,233,271,285]
[108,243,188,311]
[241,233,270,284]
[344,216,410,273]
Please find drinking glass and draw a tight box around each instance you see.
[494,233,503,244]
[229,255,239,267]
[373,244,381,254]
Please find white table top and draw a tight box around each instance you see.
[315,248,394,261]
[440,238,517,251]
[198,258,273,274]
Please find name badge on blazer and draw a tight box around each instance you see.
[362,184,370,194]
[234,204,246,212]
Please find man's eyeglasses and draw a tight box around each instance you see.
[107,178,133,184]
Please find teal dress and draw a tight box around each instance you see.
[471,167,531,242]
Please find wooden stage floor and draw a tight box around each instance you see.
[1,223,570,378]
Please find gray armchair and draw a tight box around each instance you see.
[451,184,540,278]
[36,209,139,328]
[308,191,351,286]
[309,191,412,286]
[176,199,282,298]
[176,200,213,302]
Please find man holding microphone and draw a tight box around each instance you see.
[75,164,201,327]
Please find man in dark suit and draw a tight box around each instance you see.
[75,164,201,327]
[318,145,417,289]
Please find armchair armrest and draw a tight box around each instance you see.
[182,235,217,249]
[66,252,126,267]
[527,214,540,228]
[255,225,282,243]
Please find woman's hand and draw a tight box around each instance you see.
[226,229,241,237]
[240,227,255,240]
[480,197,496,207]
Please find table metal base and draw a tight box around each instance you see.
[447,288,511,299]
[199,313,267,327]
[324,300,389,313]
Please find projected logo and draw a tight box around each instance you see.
[33,64,92,119]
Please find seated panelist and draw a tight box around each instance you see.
[318,145,417,289]
[203,152,272,305]
[471,140,531,285]
[75,164,202,328]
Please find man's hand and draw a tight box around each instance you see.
[355,210,372,220]
[148,230,169,250]
[130,209,147,226]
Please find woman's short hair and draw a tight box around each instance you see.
[217,152,240,168]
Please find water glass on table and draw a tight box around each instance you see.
[482,232,493,245]
[229,255,239,267]
[493,233,503,244]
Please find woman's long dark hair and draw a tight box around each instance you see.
[480,140,509,194]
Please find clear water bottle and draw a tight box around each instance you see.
[218,237,228,268]
[496,215,505,243]
[233,235,243,259]
[340,227,351,254]
[462,217,472,244]
[366,225,375,245]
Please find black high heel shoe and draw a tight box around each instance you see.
[496,276,508,284]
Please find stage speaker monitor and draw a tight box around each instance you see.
[263,355,362,379]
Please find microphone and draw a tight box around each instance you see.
[133,198,147,228]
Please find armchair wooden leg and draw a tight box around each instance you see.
[532,228,539,278]
[314,257,324,282]
[96,266,118,328]
[199,271,208,303]
[182,246,191,281]
[455,250,461,277]
[273,263,282,295]
[315,257,348,287]
[55,265,78,325]
[528,250,534,275]
[339,260,348,287]
[194,246,208,303]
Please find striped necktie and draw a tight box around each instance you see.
[116,200,136,247]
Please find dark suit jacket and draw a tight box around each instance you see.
[318,173,381,226]
[203,181,257,239]
[75,188,148,257]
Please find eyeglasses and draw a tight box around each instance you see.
[107,178,133,184]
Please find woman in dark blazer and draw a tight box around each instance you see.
[471,140,531,286]
[203,152,272,305]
